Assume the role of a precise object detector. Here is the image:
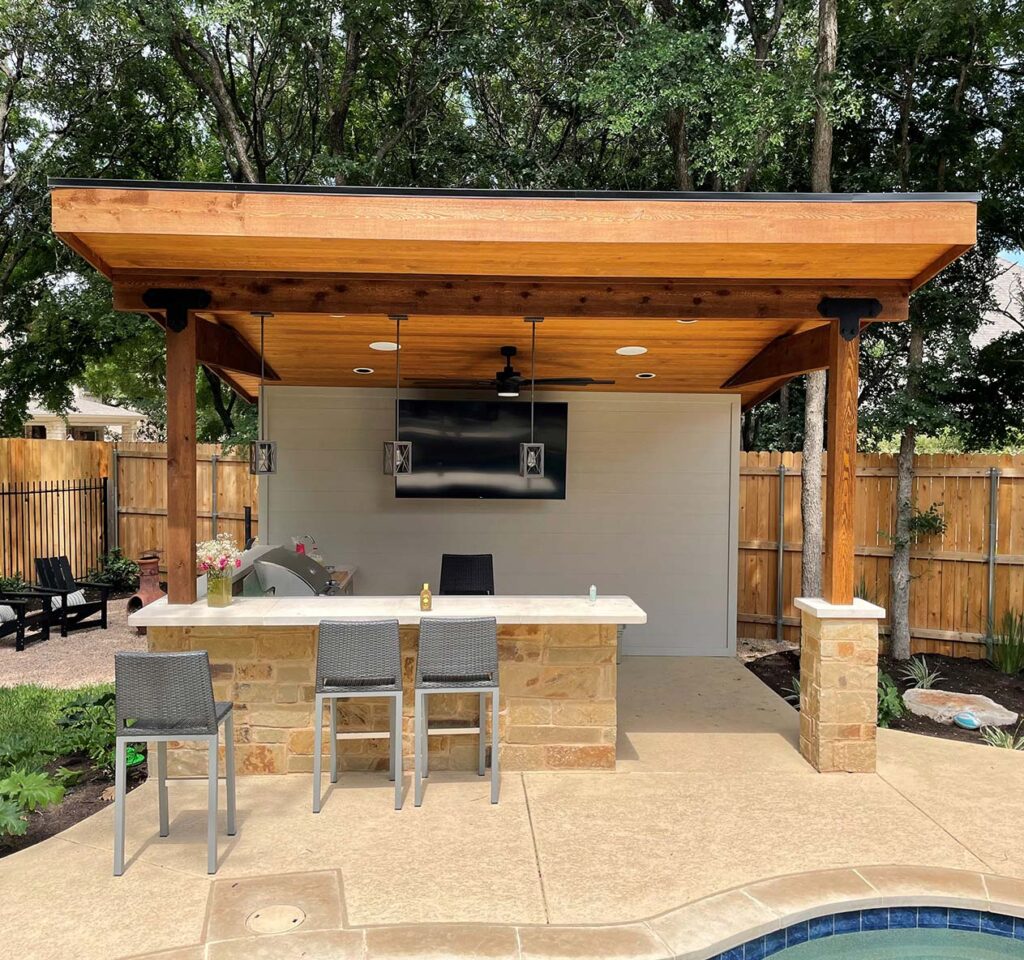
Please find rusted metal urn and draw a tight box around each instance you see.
[127,553,165,617]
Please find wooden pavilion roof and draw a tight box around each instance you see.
[50,180,978,407]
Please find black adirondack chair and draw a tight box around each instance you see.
[35,556,109,636]
[0,590,52,651]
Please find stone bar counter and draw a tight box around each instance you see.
[130,595,646,776]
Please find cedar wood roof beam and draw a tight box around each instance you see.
[112,274,911,323]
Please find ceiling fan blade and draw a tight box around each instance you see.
[528,377,617,386]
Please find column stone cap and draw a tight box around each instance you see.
[794,597,886,620]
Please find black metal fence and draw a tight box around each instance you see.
[0,478,108,581]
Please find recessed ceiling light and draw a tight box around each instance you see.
[677,319,698,324]
[330,314,347,318]
[616,346,648,356]
[369,341,400,351]
[353,367,374,375]
[636,372,656,380]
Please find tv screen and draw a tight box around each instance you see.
[395,399,567,499]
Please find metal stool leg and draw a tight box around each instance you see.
[224,712,237,837]
[113,738,127,875]
[490,688,500,804]
[388,693,396,782]
[414,689,424,807]
[329,697,338,784]
[422,692,429,779]
[157,741,169,837]
[394,692,403,811]
[312,693,324,813]
[207,734,218,874]
[478,692,486,776]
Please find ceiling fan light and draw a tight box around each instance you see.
[498,386,519,398]
[519,442,544,479]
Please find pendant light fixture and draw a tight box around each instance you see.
[519,317,545,479]
[383,314,412,475]
[249,311,277,475]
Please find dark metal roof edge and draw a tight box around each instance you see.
[47,177,982,204]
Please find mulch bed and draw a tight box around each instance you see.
[0,756,146,859]
[746,650,1024,744]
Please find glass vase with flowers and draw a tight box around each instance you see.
[197,533,243,607]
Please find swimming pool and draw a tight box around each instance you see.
[709,907,1024,960]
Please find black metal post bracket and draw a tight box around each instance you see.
[142,288,212,332]
[817,297,883,341]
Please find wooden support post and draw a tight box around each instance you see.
[823,319,859,604]
[166,319,198,604]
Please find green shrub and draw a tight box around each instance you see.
[877,672,905,727]
[0,572,29,593]
[980,725,1024,750]
[783,676,801,704]
[898,656,943,689]
[56,690,118,772]
[89,548,140,592]
[986,610,1024,675]
[0,769,65,838]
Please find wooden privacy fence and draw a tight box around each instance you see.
[115,443,259,569]
[0,439,259,578]
[739,451,1024,657]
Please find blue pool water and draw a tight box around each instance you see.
[711,908,1024,960]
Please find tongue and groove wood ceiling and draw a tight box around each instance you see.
[50,182,978,408]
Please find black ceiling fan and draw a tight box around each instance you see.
[405,344,615,397]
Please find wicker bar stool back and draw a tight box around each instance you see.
[112,651,236,876]
[313,620,404,812]
[414,616,500,806]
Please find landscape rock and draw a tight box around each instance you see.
[903,688,1018,727]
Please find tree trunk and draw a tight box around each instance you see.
[810,0,837,192]
[801,0,837,599]
[801,370,825,597]
[778,383,790,449]
[889,324,923,660]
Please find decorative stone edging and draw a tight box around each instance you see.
[131,865,1024,960]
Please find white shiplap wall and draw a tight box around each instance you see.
[261,387,739,656]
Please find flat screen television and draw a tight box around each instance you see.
[394,399,567,499]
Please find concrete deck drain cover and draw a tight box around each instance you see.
[245,904,306,935]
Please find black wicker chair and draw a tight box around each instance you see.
[35,556,109,636]
[438,554,495,596]
[0,589,52,651]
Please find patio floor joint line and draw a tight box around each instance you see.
[522,773,552,924]
[874,769,997,875]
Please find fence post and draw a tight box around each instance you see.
[108,447,119,552]
[776,462,787,643]
[986,466,1001,638]
[210,453,219,537]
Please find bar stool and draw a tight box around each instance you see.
[439,554,495,595]
[414,616,499,806]
[113,651,236,876]
[314,619,403,812]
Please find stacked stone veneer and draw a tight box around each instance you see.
[799,610,879,773]
[147,623,617,776]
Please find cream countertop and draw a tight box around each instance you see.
[129,594,647,628]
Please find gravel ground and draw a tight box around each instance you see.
[736,635,799,663]
[0,594,146,688]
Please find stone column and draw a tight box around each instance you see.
[794,597,885,773]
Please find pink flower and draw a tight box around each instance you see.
[235,558,242,567]
[219,557,227,569]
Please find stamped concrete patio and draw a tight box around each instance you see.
[4,657,1024,960]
